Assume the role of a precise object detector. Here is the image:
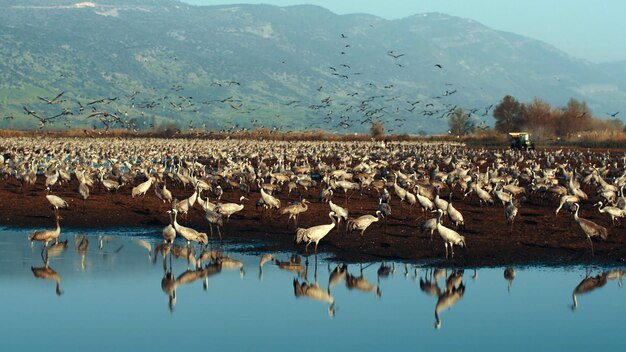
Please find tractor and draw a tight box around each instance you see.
[508,132,535,150]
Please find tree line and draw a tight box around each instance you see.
[448,95,623,139]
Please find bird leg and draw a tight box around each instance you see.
[40,245,47,261]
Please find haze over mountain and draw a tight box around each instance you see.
[1,0,625,133]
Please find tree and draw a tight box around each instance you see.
[448,108,475,136]
[370,121,384,140]
[524,98,557,139]
[556,98,592,136]
[493,95,525,132]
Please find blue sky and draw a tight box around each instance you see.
[180,0,625,63]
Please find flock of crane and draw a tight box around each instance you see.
[1,136,625,261]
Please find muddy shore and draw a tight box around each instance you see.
[2,177,625,267]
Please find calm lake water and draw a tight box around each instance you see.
[1,227,625,352]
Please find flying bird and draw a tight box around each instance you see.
[387,52,405,59]
[38,91,65,104]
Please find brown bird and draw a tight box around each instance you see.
[28,215,62,258]
[573,203,607,256]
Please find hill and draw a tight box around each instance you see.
[1,0,625,133]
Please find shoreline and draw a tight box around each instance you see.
[3,179,626,267]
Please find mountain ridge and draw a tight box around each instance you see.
[1,0,624,133]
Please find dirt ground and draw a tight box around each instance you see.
[2,173,625,267]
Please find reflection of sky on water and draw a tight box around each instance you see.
[1,227,625,351]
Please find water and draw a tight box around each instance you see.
[1,227,624,352]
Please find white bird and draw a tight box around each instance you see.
[45,169,59,189]
[46,193,69,213]
[205,208,224,240]
[197,193,217,212]
[328,200,348,224]
[493,185,512,207]
[161,181,173,203]
[215,196,247,222]
[173,188,198,219]
[595,201,625,226]
[415,185,435,212]
[393,173,407,202]
[162,210,176,244]
[132,176,154,198]
[505,197,519,231]
[171,208,208,247]
[279,199,309,228]
[295,211,337,253]
[434,209,466,259]
[434,190,449,214]
[446,201,464,229]
[259,184,281,213]
[405,190,417,209]
[475,186,494,206]
[346,211,381,236]
[100,172,121,192]
[556,194,580,215]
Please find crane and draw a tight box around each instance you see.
[295,211,336,253]
[346,211,382,236]
[572,203,607,256]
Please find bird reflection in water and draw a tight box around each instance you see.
[377,261,395,283]
[75,235,89,271]
[420,269,443,298]
[571,271,608,310]
[217,256,245,278]
[346,264,381,298]
[293,256,335,317]
[258,253,275,280]
[31,256,63,296]
[276,254,306,279]
[153,243,172,270]
[423,269,465,330]
[328,264,347,293]
[47,239,68,259]
[136,239,153,262]
[606,269,625,287]
[170,244,197,269]
[504,267,516,292]
[97,235,113,250]
[161,251,223,312]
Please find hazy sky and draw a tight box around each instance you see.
[180,0,625,63]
